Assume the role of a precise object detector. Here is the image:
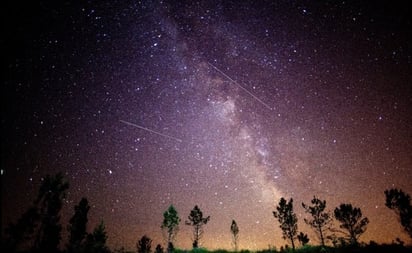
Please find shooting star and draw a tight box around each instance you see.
[119,120,182,143]
[207,62,273,111]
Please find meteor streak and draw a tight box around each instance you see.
[119,120,182,142]
[207,62,273,111]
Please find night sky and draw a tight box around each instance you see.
[2,0,412,251]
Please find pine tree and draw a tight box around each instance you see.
[84,221,110,253]
[4,207,40,252]
[230,220,239,251]
[302,196,332,246]
[161,205,180,253]
[385,188,412,238]
[67,198,90,253]
[273,198,298,250]
[33,172,69,253]
[334,203,369,245]
[185,205,210,248]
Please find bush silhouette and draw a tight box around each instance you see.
[137,235,152,253]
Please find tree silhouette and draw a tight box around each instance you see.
[385,188,412,238]
[297,232,309,246]
[84,221,110,253]
[185,205,210,248]
[155,244,164,253]
[334,203,369,245]
[230,219,239,251]
[3,173,68,253]
[137,235,152,253]
[161,205,180,253]
[67,197,90,253]
[273,198,298,250]
[302,196,332,246]
[33,172,69,253]
[4,206,40,252]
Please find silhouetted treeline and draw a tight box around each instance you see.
[3,173,70,253]
[385,189,412,238]
[2,173,109,253]
[1,173,411,253]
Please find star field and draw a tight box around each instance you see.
[2,0,412,251]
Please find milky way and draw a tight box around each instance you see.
[3,0,412,251]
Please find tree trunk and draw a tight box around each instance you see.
[318,224,325,246]
[290,235,295,250]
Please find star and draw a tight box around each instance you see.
[2,1,412,251]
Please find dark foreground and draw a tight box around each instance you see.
[3,243,412,253]
[170,244,412,253]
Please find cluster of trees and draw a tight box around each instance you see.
[1,172,213,253]
[139,190,412,253]
[2,172,412,253]
[2,173,110,253]
[157,204,210,253]
[272,189,412,250]
[273,197,369,250]
[139,205,235,253]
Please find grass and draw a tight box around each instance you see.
[170,243,412,253]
